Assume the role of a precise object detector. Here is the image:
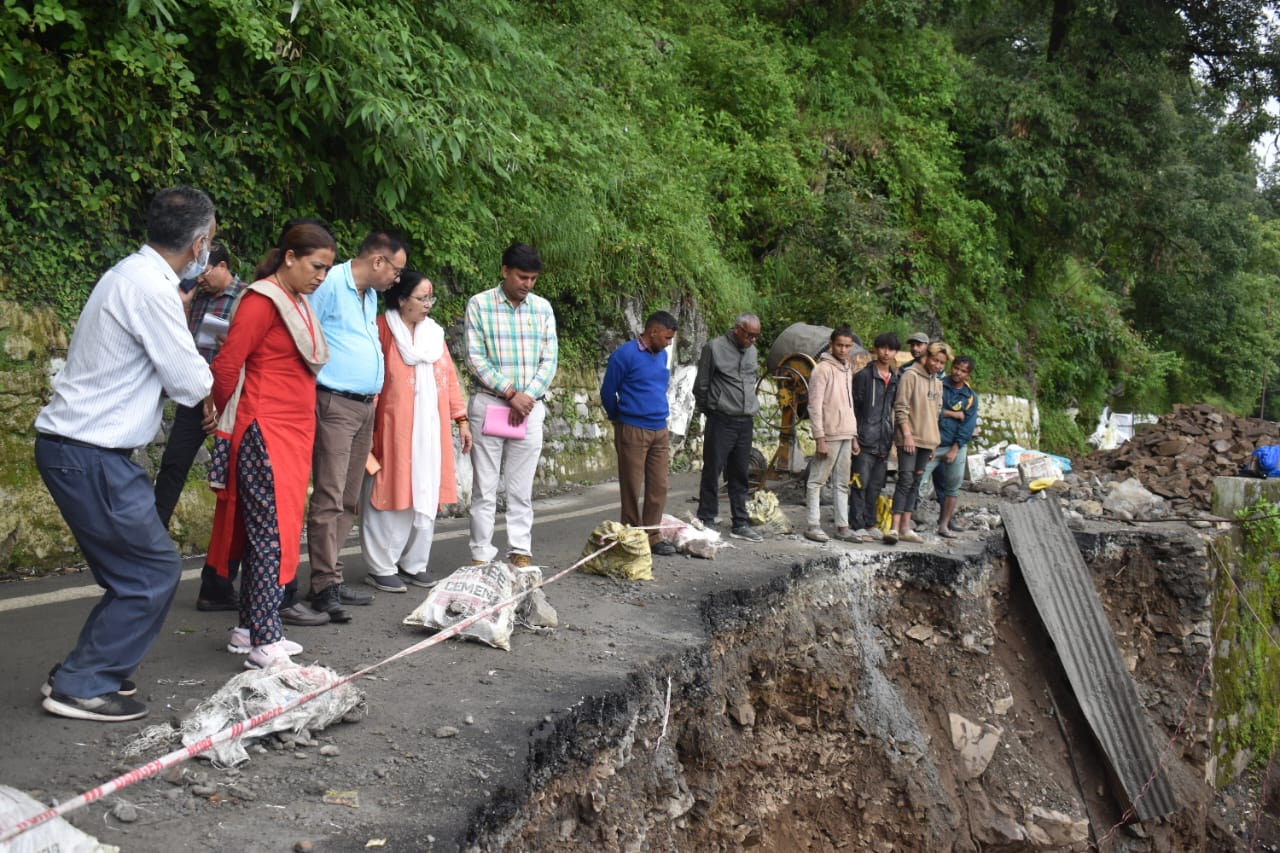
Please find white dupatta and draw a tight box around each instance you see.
[384,309,445,526]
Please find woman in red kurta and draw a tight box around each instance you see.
[206,223,335,669]
[360,271,471,591]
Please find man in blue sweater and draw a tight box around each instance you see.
[600,311,679,556]
[927,355,979,538]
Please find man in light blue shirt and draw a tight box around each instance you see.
[301,231,408,624]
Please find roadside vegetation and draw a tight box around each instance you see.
[4,0,1280,450]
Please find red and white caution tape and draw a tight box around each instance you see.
[0,538,620,845]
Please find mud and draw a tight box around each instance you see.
[466,522,1270,852]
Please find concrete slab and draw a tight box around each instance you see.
[1211,475,1280,518]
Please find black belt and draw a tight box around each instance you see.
[36,432,132,455]
[318,385,375,404]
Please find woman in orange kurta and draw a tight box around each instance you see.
[206,222,335,669]
[360,271,471,591]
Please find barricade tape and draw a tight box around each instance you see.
[0,537,622,845]
[9,516,1276,846]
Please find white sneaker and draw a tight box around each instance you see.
[228,628,302,656]
[244,640,296,670]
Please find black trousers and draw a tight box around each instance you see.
[697,412,754,528]
[851,450,889,530]
[153,402,208,528]
[892,447,934,514]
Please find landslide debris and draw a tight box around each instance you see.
[1074,403,1280,512]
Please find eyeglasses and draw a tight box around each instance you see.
[411,295,435,306]
[736,326,761,341]
[378,255,405,277]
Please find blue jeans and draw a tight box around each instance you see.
[924,449,966,499]
[36,437,182,698]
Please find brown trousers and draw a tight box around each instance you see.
[306,390,375,594]
[614,422,670,544]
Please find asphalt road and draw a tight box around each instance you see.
[0,470,884,851]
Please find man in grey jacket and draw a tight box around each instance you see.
[694,313,763,541]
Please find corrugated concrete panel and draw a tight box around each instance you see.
[1001,497,1178,820]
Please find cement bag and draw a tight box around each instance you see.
[158,663,363,766]
[0,785,118,853]
[659,513,729,559]
[580,520,653,580]
[404,561,517,650]
[747,490,790,535]
[1003,446,1073,473]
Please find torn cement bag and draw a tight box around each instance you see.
[404,561,518,650]
[660,513,729,559]
[747,489,791,535]
[580,520,653,580]
[0,784,118,853]
[125,663,365,768]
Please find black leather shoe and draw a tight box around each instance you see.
[196,595,239,612]
[279,602,331,626]
[651,541,678,556]
[338,583,374,606]
[311,584,352,623]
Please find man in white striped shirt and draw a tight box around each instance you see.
[34,186,216,723]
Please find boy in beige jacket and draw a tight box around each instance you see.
[886,341,952,544]
[805,326,860,542]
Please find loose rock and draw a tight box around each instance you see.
[111,801,139,823]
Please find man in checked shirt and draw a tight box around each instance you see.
[463,242,559,567]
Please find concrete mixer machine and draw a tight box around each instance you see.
[758,323,870,489]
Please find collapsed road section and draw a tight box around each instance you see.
[465,513,1248,852]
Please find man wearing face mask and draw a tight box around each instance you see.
[154,241,244,536]
[35,186,217,722]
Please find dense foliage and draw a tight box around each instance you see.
[4,0,1280,433]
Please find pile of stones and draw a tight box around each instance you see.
[1073,403,1279,513]
[964,404,1278,522]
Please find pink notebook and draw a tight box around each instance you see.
[482,404,528,439]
